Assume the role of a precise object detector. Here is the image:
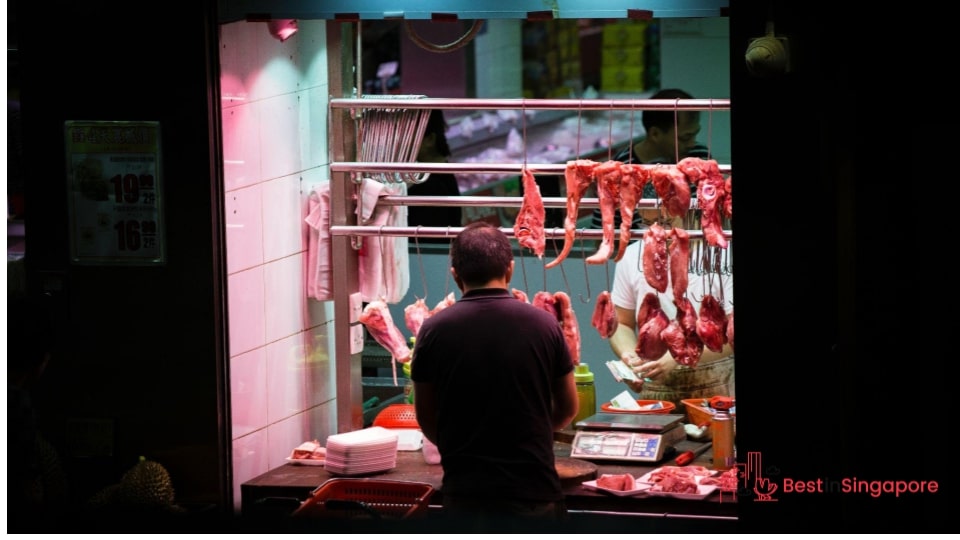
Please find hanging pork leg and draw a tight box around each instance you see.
[586,160,622,265]
[545,160,597,269]
[359,299,412,363]
[616,163,649,262]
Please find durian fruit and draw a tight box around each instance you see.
[117,456,177,509]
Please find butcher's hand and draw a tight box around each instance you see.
[620,352,646,393]
[636,356,678,382]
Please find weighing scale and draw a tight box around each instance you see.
[570,413,687,463]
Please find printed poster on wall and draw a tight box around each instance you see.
[65,121,165,265]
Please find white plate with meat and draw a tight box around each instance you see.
[636,466,720,500]
[582,479,653,497]
[285,457,326,466]
[582,473,653,497]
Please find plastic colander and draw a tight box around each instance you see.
[372,403,420,429]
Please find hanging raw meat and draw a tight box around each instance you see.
[532,291,558,320]
[637,302,670,361]
[636,291,661,329]
[642,222,669,293]
[635,293,669,361]
[591,290,618,339]
[616,163,649,262]
[675,296,699,336]
[677,157,728,248]
[514,168,546,258]
[697,175,729,248]
[553,291,582,365]
[586,160,622,265]
[404,297,431,337]
[696,294,728,353]
[668,227,690,301]
[512,288,530,303]
[660,321,687,364]
[532,291,582,364]
[545,160,597,269]
[722,175,733,219]
[650,165,691,219]
[668,297,704,367]
[430,292,456,315]
[726,311,734,351]
[359,299,412,364]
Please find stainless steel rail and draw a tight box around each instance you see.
[330,225,732,240]
[330,161,732,175]
[331,97,731,111]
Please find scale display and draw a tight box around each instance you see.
[569,425,686,463]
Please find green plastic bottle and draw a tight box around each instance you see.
[571,363,596,427]
[403,337,415,404]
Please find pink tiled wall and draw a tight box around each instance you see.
[219,19,335,513]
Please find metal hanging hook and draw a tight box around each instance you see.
[414,226,428,299]
[444,226,453,294]
[379,224,390,300]
[551,236,572,296]
[578,229,592,304]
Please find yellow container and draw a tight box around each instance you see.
[602,22,647,48]
[602,46,645,67]
[601,66,645,93]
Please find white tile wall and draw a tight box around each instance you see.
[220,19,334,514]
[473,20,523,99]
[224,184,264,274]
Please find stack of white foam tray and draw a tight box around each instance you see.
[324,426,399,475]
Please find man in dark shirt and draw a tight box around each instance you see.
[411,222,579,531]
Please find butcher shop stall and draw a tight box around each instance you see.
[221,0,738,530]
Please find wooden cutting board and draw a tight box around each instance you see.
[555,456,598,488]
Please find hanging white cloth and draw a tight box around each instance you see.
[304,182,333,301]
[357,177,409,304]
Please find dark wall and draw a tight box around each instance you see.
[729,1,937,532]
[14,0,230,530]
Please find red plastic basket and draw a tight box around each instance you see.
[372,404,420,429]
[293,478,434,520]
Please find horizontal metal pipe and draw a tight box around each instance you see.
[330,225,732,240]
[377,195,686,209]
[331,161,732,175]
[331,97,731,111]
